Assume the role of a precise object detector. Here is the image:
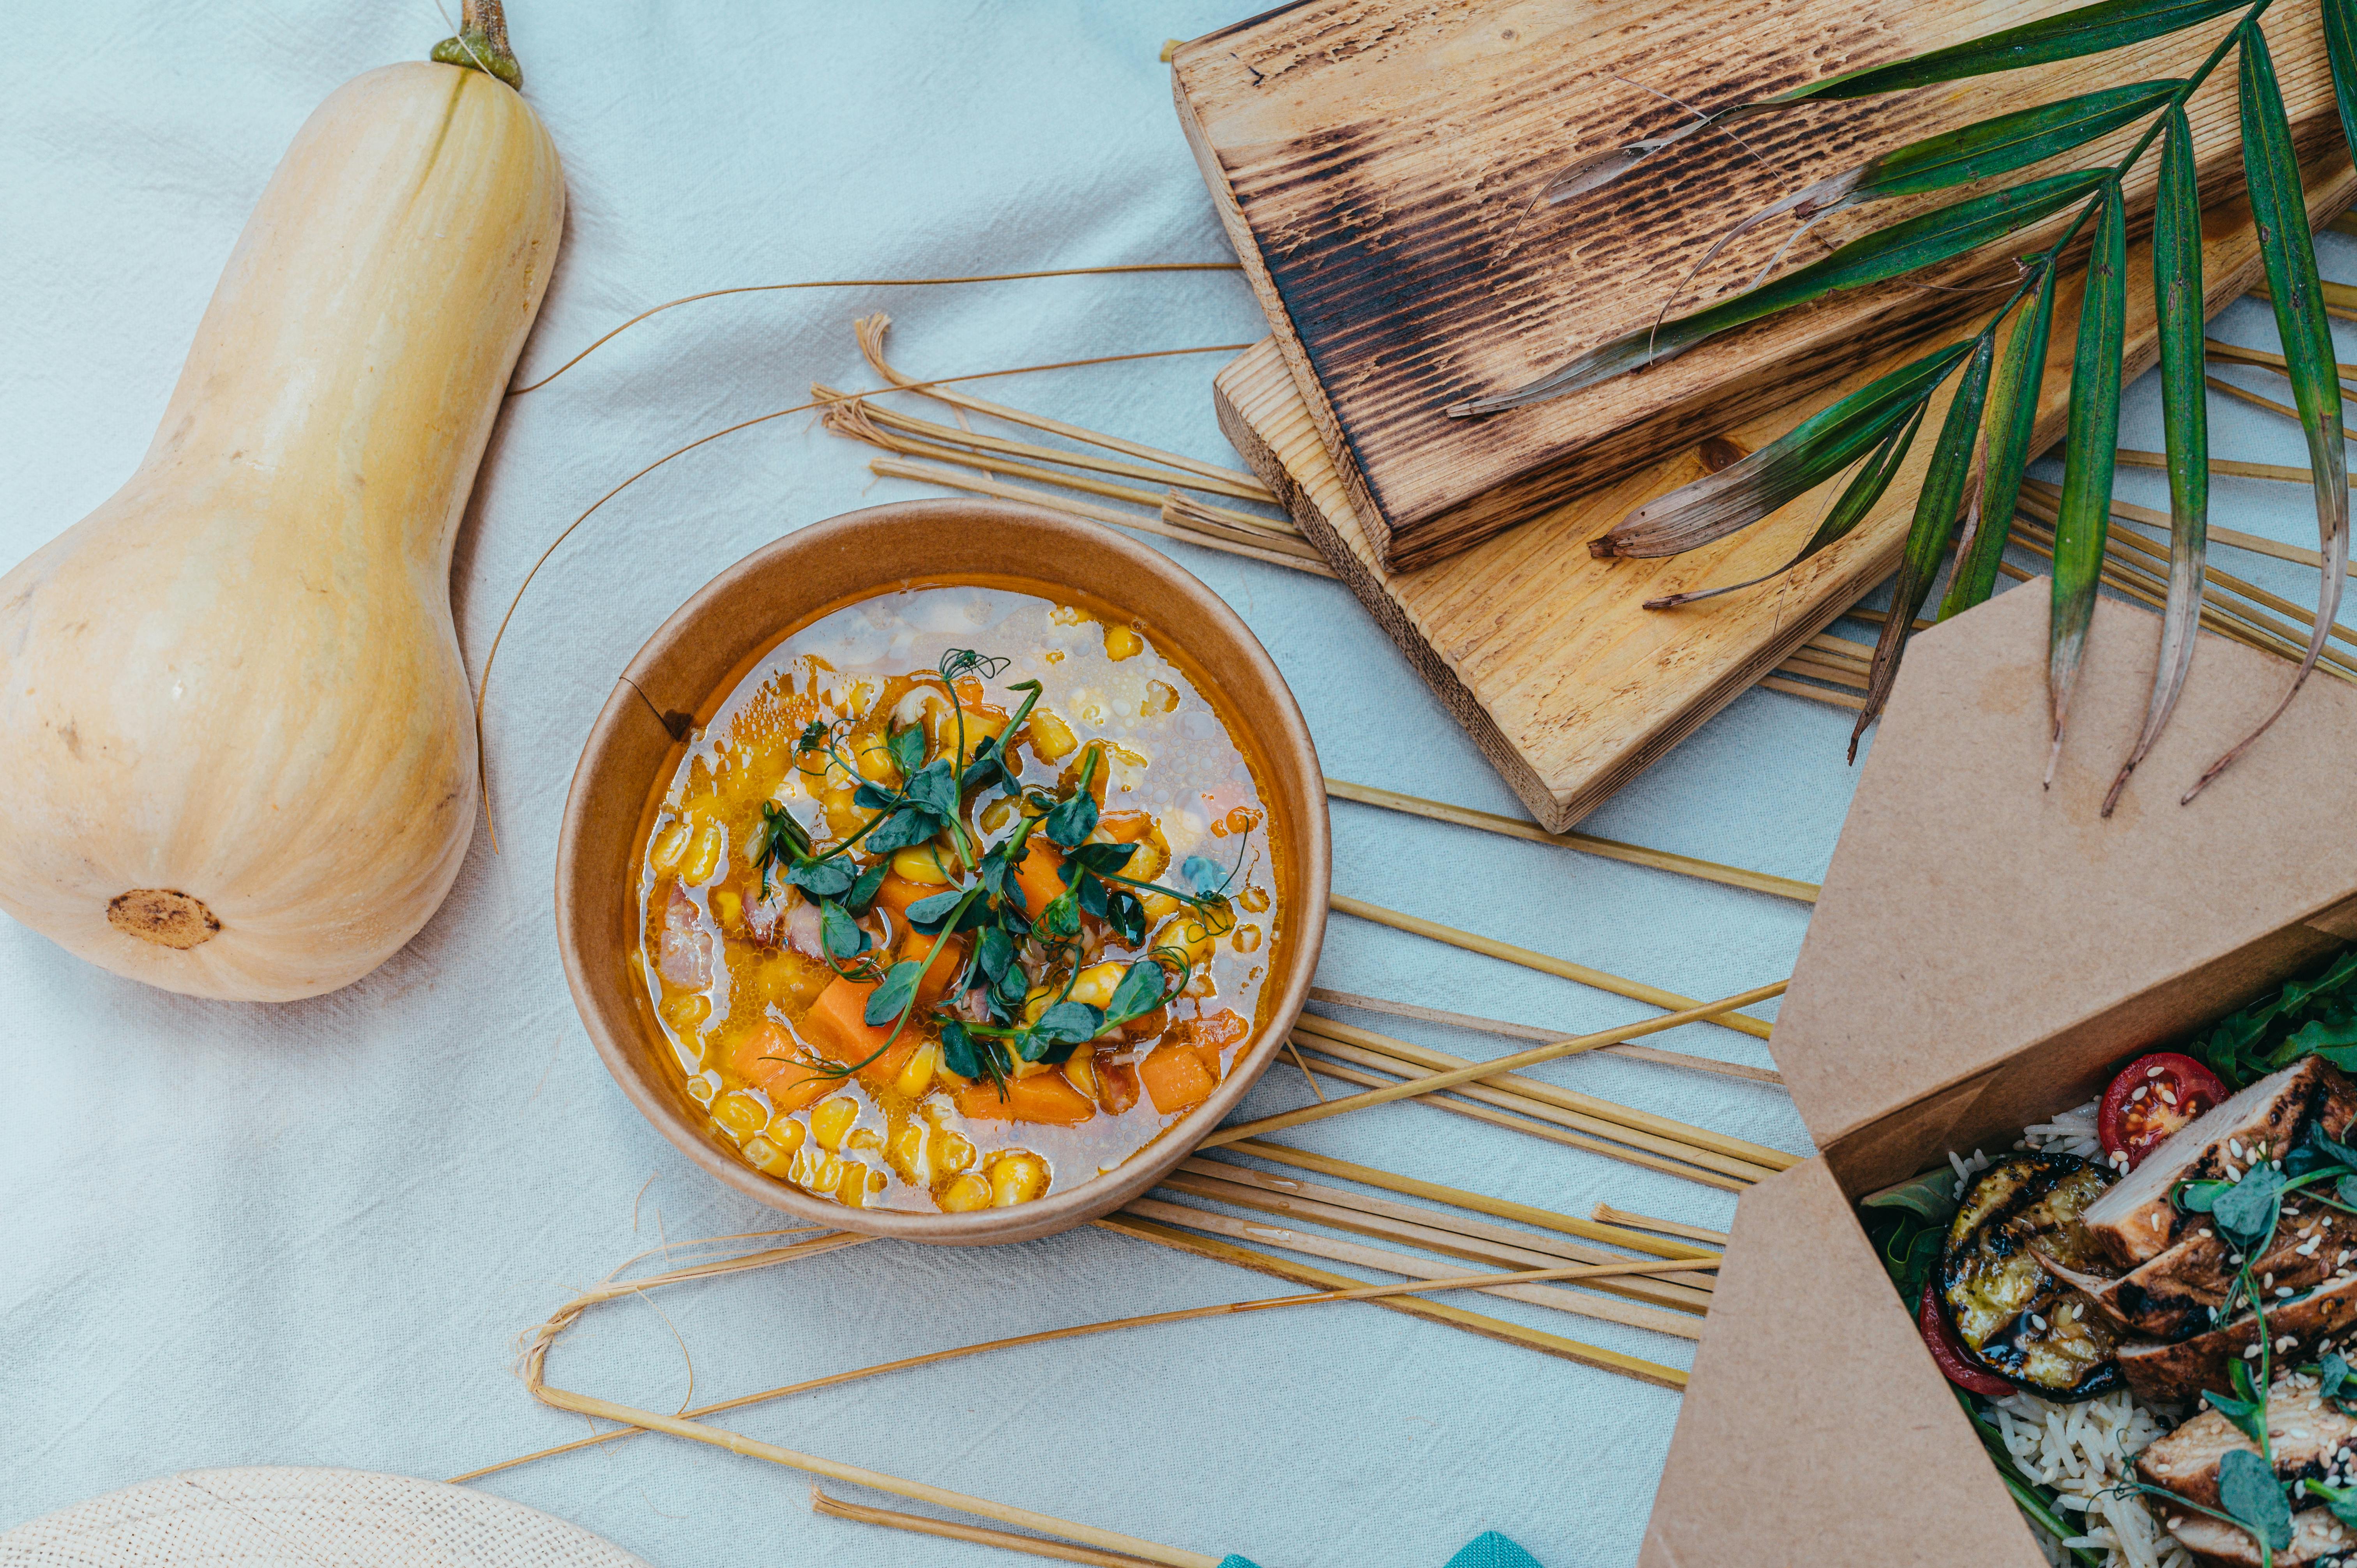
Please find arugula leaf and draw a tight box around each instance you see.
[841,861,889,917]
[2217,1448,2293,1552]
[862,961,922,1028]
[2197,950,2357,1088]
[886,723,926,779]
[819,899,870,962]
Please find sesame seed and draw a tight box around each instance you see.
[2282,1287,2298,1298]
[2150,1065,2166,1077]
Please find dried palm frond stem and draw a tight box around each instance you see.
[1306,987,1785,1084]
[1124,1193,1706,1338]
[2205,370,2357,438]
[1203,979,1788,1151]
[1596,1204,1732,1247]
[1285,1048,1748,1191]
[1097,1211,1691,1389]
[2205,334,2357,387]
[811,1487,1166,1568]
[1292,1013,1794,1174]
[508,260,1244,395]
[2101,460,2357,574]
[1320,778,1819,903]
[1216,1137,1730,1255]
[1330,893,1777,1040]
[1465,0,2351,798]
[2249,274,2357,324]
[1183,1154,1718,1272]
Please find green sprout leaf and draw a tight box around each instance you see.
[842,861,889,917]
[819,899,870,962]
[2217,1448,2293,1552]
[886,722,926,779]
[863,961,923,1028]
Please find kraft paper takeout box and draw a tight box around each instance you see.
[1639,581,2357,1568]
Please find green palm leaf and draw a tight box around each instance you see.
[1452,172,2104,415]
[1592,342,1971,558]
[2104,104,2207,817]
[1941,261,2059,619]
[2186,19,2351,801]
[1643,403,1928,609]
[1855,333,1998,757]
[2046,180,2127,784]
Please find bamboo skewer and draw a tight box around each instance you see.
[1216,1139,1732,1257]
[2030,473,2357,577]
[1125,1194,1706,1338]
[2204,371,2357,442]
[1292,1013,1795,1174]
[2116,446,2357,499]
[1330,893,1777,1041]
[868,458,1338,577]
[813,385,1282,504]
[1180,1156,1718,1272]
[1595,1205,1731,1248]
[1760,674,1869,710]
[1284,1049,1749,1191]
[2246,278,2357,326]
[1203,980,1788,1151]
[2094,512,2357,656]
[1306,987,1784,1086]
[811,1488,1168,1568]
[1098,1212,1691,1390]
[1320,779,1818,904]
[2203,336,2357,386]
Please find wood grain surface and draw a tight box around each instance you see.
[1212,154,2357,833]
[1176,0,2342,569]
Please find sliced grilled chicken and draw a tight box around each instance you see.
[2167,1506,2357,1568]
[2081,1058,2357,1270]
[2138,1384,2357,1508]
[2041,1199,2357,1342]
[2120,1272,2357,1405]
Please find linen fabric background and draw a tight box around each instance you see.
[2,4,2347,1565]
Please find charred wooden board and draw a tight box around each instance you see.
[1175,0,2342,570]
[1211,159,2357,832]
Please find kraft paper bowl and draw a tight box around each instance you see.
[555,498,1331,1245]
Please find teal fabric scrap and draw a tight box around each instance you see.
[1217,1531,1544,1568]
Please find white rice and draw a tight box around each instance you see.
[1951,1101,2192,1568]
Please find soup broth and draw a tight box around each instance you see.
[635,580,1284,1213]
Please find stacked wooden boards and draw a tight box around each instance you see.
[1173,1,2342,569]
[1212,147,2357,832]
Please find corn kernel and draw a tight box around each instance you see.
[788,1143,824,1187]
[836,1163,872,1207]
[660,992,711,1033]
[1068,962,1126,1009]
[935,1129,977,1174]
[895,1041,939,1100]
[814,1155,846,1195]
[1180,915,1223,968]
[745,1135,795,1176]
[765,1116,808,1155]
[855,736,900,786]
[1103,625,1145,661]
[1027,709,1079,761]
[650,821,690,870]
[890,1122,928,1183]
[990,1153,1050,1207]
[938,1173,993,1211]
[812,1095,859,1151]
[1140,890,1181,921]
[822,787,864,839]
[714,1090,770,1137]
[1065,1049,1099,1103]
[681,822,724,885]
[1049,604,1095,627]
[711,889,742,931]
[846,1127,884,1153]
[685,1070,721,1106]
[1232,923,1263,954]
[1022,986,1053,1027]
[979,797,1018,834]
[891,847,953,885]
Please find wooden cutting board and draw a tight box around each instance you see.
[1211,154,2357,832]
[1175,0,2341,570]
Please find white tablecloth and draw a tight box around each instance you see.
[3,5,2346,1565]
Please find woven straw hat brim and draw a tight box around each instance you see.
[0,1467,648,1567]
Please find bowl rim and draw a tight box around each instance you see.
[554,498,1331,1245]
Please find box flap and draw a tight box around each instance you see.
[1773,582,2357,1183]
[1641,1158,2046,1568]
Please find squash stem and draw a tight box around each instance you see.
[433,0,523,90]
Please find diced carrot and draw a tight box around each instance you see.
[871,873,932,923]
[1097,809,1155,844]
[726,1022,836,1112]
[1138,1042,1218,1114]
[802,977,894,1065]
[855,1033,919,1089]
[956,1071,1098,1126]
[1013,838,1066,921]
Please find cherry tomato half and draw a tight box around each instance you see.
[1919,1278,2014,1397]
[2097,1051,2228,1170]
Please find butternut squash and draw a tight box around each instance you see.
[0,5,564,1000]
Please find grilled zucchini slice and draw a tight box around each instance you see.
[1939,1153,2120,1400]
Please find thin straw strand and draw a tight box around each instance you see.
[1304,987,1784,1086]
